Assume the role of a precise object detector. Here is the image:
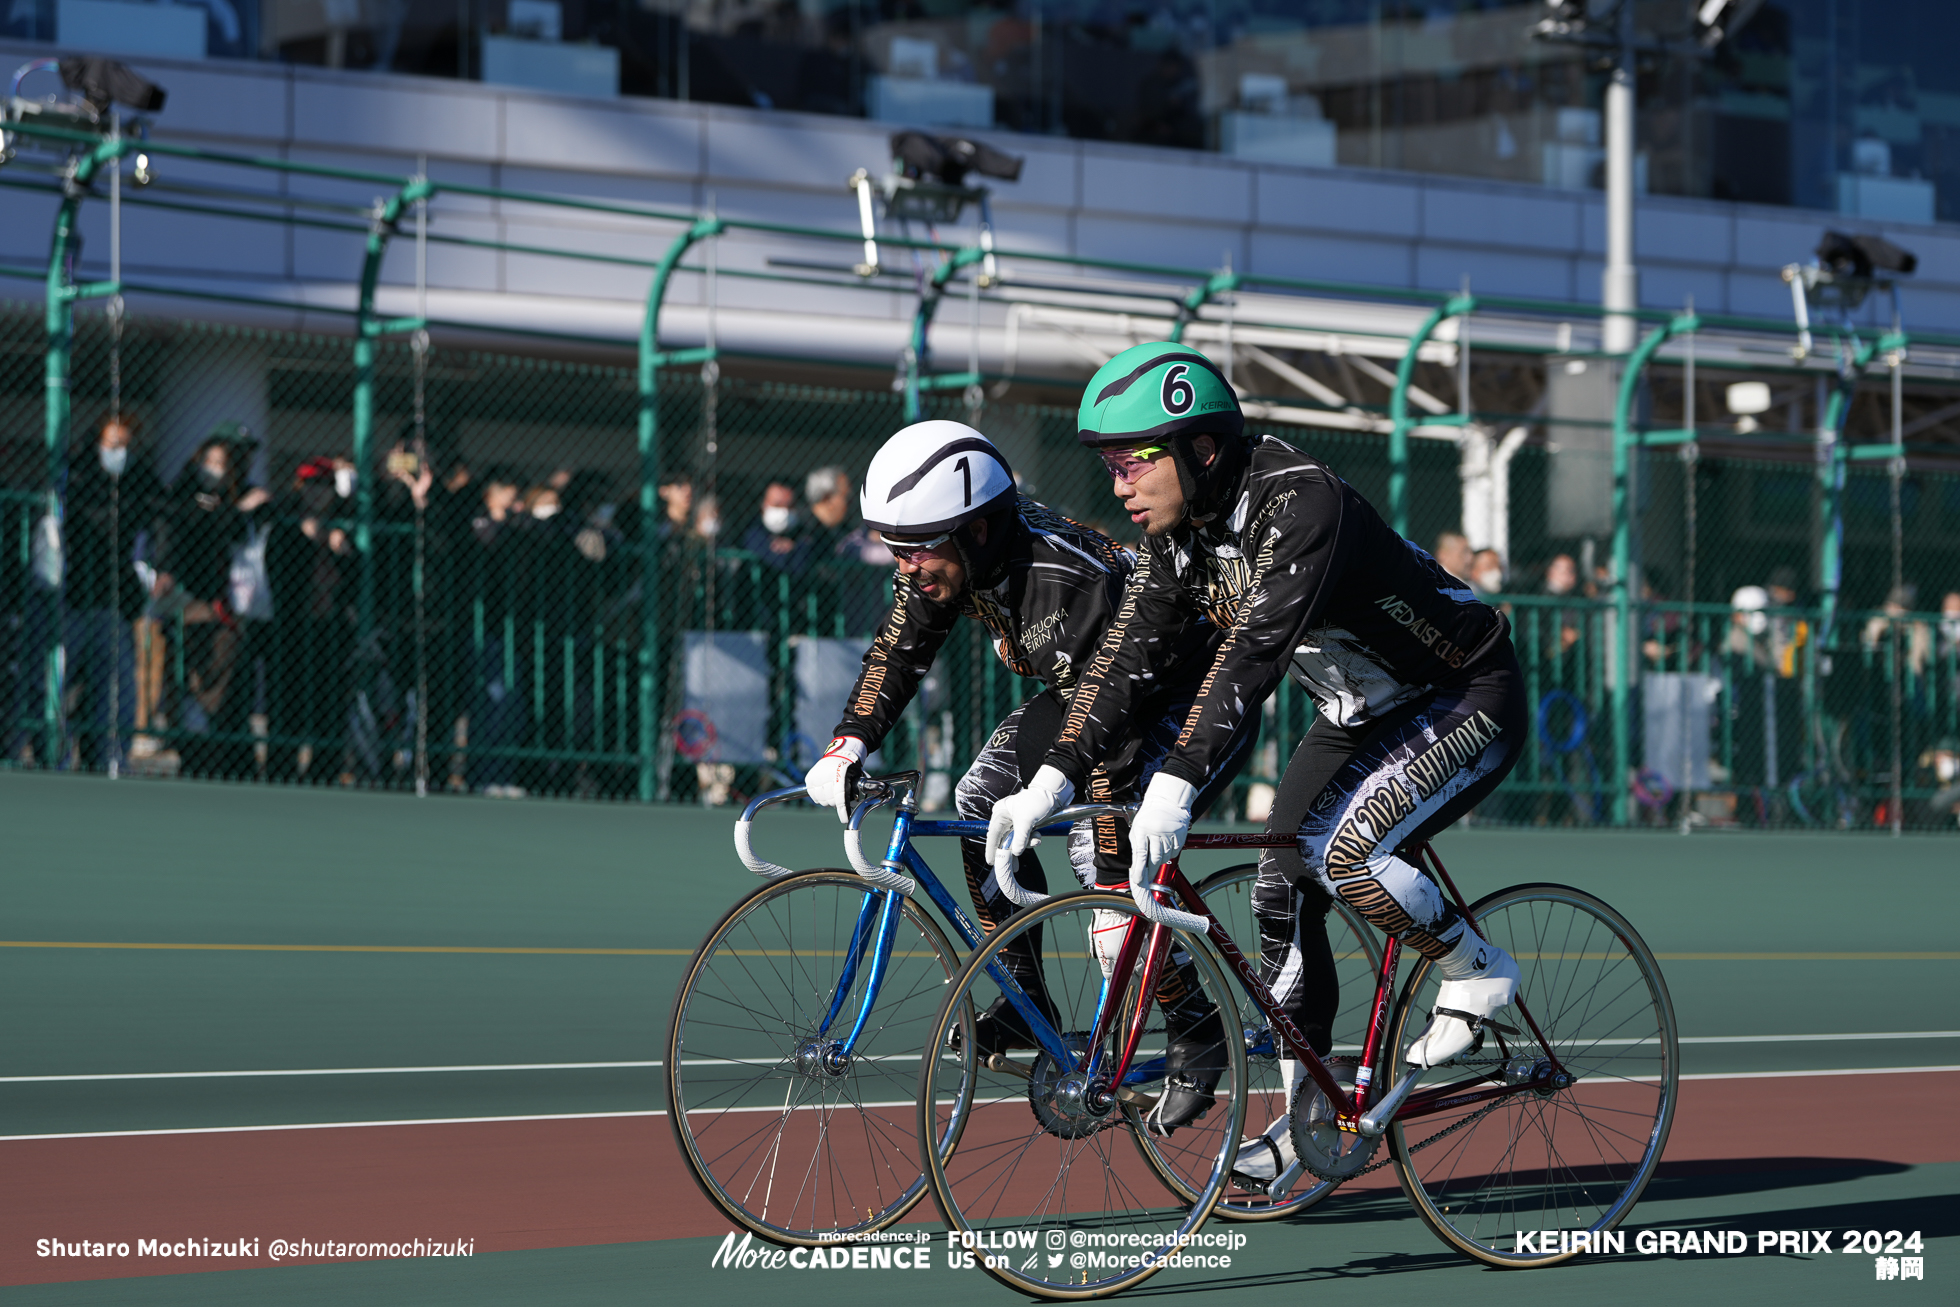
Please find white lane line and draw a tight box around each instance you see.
[0,1055,944,1083]
[0,1061,665,1083]
[11,1031,1955,1083]
[0,1097,1014,1141]
[1678,1064,1960,1081]
[4,1066,1958,1142]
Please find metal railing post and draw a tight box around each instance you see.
[1611,312,1695,826]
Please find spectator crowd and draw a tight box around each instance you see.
[4,415,896,799]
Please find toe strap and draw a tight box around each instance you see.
[1231,1135,1281,1175]
[1430,1006,1520,1037]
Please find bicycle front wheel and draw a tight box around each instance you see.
[668,869,970,1245]
[1155,864,1383,1222]
[1385,883,1678,1267]
[919,888,1246,1300]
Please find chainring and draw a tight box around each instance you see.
[1288,1055,1379,1182]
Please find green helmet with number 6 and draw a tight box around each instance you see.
[1076,341,1244,449]
[1078,341,1247,520]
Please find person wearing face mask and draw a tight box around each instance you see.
[264,456,357,782]
[54,417,163,769]
[739,481,814,575]
[804,421,1252,1133]
[1470,548,1506,600]
[152,425,270,779]
[464,467,534,795]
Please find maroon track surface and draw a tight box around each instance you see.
[7,1071,1957,1286]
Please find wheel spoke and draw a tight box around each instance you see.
[670,873,961,1243]
[922,888,1247,1296]
[1391,886,1676,1267]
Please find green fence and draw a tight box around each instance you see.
[6,303,1955,828]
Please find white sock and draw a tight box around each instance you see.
[1433,926,1494,982]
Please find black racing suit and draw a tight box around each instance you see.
[833,497,1245,897]
[831,499,1247,1000]
[1043,436,1525,1055]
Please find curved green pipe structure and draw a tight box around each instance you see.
[1167,271,1240,346]
[352,177,434,663]
[26,115,1944,811]
[1609,312,1698,825]
[1386,292,1473,539]
[903,244,989,421]
[38,133,132,763]
[635,216,724,800]
[1610,313,1901,820]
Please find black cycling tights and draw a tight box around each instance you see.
[1259,645,1527,1055]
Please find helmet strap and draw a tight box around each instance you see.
[953,504,1022,592]
[1168,434,1207,525]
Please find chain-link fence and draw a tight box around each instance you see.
[4,303,1956,827]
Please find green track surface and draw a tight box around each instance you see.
[4,772,1956,1303]
[5,772,1955,1134]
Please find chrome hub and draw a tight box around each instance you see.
[793,1038,850,1079]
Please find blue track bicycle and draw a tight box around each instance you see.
[665,771,1380,1246]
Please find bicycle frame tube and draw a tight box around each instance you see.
[1106,922,1169,1088]
[817,888,886,1039]
[1354,934,1401,1110]
[1158,861,1359,1115]
[840,887,906,1053]
[899,844,983,949]
[896,817,1072,1062]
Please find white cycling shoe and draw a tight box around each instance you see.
[1231,1059,1307,1183]
[1405,934,1521,1068]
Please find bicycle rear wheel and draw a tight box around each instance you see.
[668,869,971,1245]
[918,888,1246,1300]
[1149,864,1383,1221]
[1385,883,1678,1266]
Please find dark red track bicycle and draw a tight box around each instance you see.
[918,813,1678,1298]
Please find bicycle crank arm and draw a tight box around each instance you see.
[1114,1085,1157,1109]
[983,1054,1033,1080]
[1264,1157,1306,1197]
[1357,1068,1423,1136]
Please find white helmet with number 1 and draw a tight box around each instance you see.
[860,421,1016,539]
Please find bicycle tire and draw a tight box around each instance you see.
[668,868,972,1246]
[1384,882,1678,1267]
[917,887,1246,1300]
[1135,864,1384,1222]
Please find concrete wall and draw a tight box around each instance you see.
[5,41,1958,366]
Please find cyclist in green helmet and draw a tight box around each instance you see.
[988,340,1531,1184]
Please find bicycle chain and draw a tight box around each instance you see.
[1343,1093,1507,1179]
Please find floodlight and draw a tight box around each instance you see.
[1783,228,1917,352]
[848,132,1023,279]
[57,57,167,114]
[1725,382,1771,416]
[891,131,1023,188]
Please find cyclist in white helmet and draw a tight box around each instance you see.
[805,420,1252,1128]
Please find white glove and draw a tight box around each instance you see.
[1129,771,1197,883]
[985,765,1075,867]
[804,736,867,823]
